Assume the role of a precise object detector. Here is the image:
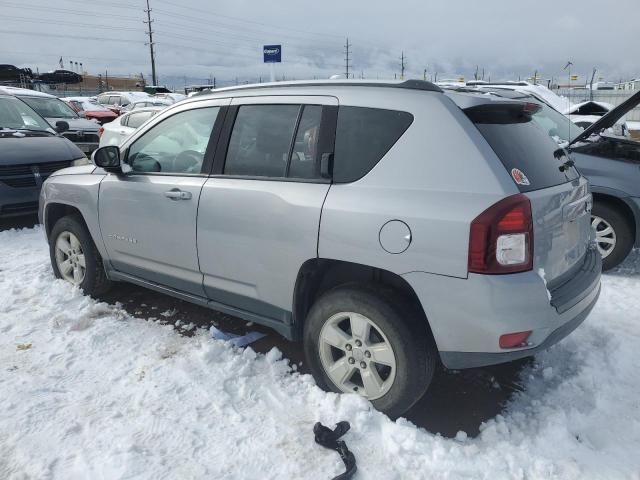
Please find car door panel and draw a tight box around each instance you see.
[197,95,337,319]
[98,99,229,295]
[198,179,330,316]
[99,175,208,294]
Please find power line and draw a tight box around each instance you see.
[2,2,140,21]
[152,0,344,40]
[0,29,140,44]
[1,15,141,32]
[344,38,352,79]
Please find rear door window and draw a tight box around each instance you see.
[333,106,414,183]
[224,104,300,177]
[288,105,322,179]
[466,103,579,192]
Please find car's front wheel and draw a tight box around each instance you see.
[49,215,112,296]
[591,202,634,271]
[303,286,436,418]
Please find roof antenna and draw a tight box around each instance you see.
[564,61,574,144]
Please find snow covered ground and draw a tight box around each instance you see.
[1,226,640,479]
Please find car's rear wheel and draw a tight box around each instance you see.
[49,215,112,296]
[303,285,436,418]
[591,202,634,271]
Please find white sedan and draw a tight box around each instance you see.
[98,107,164,147]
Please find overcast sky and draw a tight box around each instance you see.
[2,0,638,88]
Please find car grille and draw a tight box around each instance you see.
[0,201,39,215]
[0,161,71,188]
[62,131,100,144]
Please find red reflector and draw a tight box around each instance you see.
[98,127,104,137]
[499,331,532,349]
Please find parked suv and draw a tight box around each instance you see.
[40,80,601,417]
[0,86,101,155]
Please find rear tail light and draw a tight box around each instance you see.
[499,331,532,349]
[98,127,104,137]
[468,194,533,274]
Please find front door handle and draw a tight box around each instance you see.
[164,189,192,200]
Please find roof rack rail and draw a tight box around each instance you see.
[197,79,442,96]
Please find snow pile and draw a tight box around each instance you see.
[1,227,640,479]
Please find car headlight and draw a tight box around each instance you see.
[71,157,91,166]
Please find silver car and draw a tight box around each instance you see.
[39,80,601,417]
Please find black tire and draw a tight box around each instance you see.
[592,202,634,271]
[49,215,112,296]
[303,285,436,418]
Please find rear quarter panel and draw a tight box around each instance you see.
[572,151,640,197]
[319,90,516,278]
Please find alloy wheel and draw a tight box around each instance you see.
[318,312,397,400]
[592,215,617,259]
[54,231,86,285]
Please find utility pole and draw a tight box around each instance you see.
[344,37,352,79]
[144,0,157,86]
[423,68,427,81]
[400,51,406,80]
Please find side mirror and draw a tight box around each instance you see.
[55,120,70,133]
[92,145,121,171]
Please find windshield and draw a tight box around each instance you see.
[19,96,79,119]
[530,102,584,145]
[76,99,110,112]
[0,96,52,131]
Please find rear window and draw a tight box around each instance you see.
[466,103,579,192]
[127,111,155,129]
[333,106,413,183]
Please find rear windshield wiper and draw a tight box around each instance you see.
[554,148,575,172]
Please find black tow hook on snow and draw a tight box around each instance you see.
[313,421,357,480]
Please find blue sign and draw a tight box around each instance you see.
[263,45,282,63]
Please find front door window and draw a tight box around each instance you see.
[126,107,220,174]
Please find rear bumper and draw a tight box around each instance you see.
[440,284,600,369]
[403,246,602,369]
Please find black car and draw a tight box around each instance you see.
[39,70,83,85]
[0,94,87,217]
[0,64,33,84]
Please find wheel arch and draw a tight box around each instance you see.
[292,258,436,345]
[592,191,638,246]
[44,201,109,260]
[45,203,84,238]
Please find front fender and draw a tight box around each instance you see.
[41,173,108,259]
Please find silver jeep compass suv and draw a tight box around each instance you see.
[40,80,601,417]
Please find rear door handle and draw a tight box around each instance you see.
[164,189,192,200]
